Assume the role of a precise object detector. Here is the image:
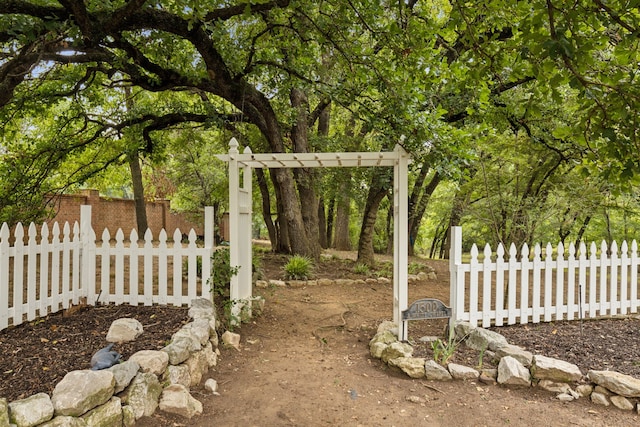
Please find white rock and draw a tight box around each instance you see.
[122,405,136,427]
[556,392,575,402]
[188,298,215,320]
[123,372,162,420]
[381,342,413,363]
[203,342,218,368]
[575,384,593,398]
[255,280,268,288]
[164,365,191,388]
[171,328,203,352]
[588,370,640,397]
[51,370,115,417]
[106,318,143,343]
[424,360,452,381]
[537,380,571,394]
[610,395,635,411]
[532,355,582,382]
[369,342,387,359]
[128,350,169,376]
[39,416,87,426]
[268,280,286,287]
[0,398,8,427]
[590,392,610,406]
[8,393,54,427]
[162,338,193,366]
[159,385,203,419]
[80,397,122,426]
[369,330,397,346]
[204,379,218,393]
[185,350,209,387]
[222,331,241,349]
[494,344,533,367]
[448,363,479,380]
[188,318,212,345]
[497,356,531,387]
[107,360,140,393]
[387,357,426,378]
[465,327,508,351]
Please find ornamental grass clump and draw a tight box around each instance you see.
[283,255,314,280]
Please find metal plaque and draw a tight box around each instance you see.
[402,298,451,321]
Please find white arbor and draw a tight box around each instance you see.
[218,138,411,340]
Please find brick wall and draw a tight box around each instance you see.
[46,189,204,239]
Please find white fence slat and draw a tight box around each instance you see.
[555,242,565,321]
[13,224,25,327]
[143,229,153,306]
[543,243,553,322]
[588,242,598,318]
[482,244,492,328]
[609,240,619,315]
[39,224,50,317]
[100,229,111,304]
[532,244,542,323]
[51,224,61,311]
[468,244,480,327]
[114,229,125,305]
[0,224,10,329]
[61,222,71,310]
[72,222,81,305]
[158,229,168,305]
[519,243,530,324]
[599,241,608,316]
[188,230,198,302]
[620,241,629,315]
[172,229,183,306]
[507,244,517,325]
[26,223,38,321]
[494,244,505,327]
[632,240,638,313]
[129,229,140,306]
[566,243,576,320]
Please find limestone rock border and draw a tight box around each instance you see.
[0,297,224,427]
[370,320,640,414]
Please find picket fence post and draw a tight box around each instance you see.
[448,226,462,334]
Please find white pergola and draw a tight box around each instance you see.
[217,137,411,340]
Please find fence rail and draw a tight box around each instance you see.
[449,227,640,328]
[0,206,214,331]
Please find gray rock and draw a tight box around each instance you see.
[8,393,54,427]
[376,321,398,335]
[122,405,136,427]
[80,397,122,426]
[387,357,426,378]
[107,360,140,393]
[122,372,162,420]
[588,370,640,397]
[187,318,211,345]
[162,338,193,366]
[0,398,8,427]
[590,392,610,406]
[158,385,203,419]
[171,328,203,352]
[556,392,576,402]
[497,356,531,387]
[369,330,397,347]
[381,342,413,363]
[51,370,115,417]
[204,379,218,393]
[203,342,218,368]
[188,298,215,320]
[575,384,593,398]
[453,321,474,340]
[424,360,452,381]
[537,380,571,394]
[184,350,208,387]
[128,350,169,376]
[369,342,387,359]
[448,363,479,380]
[106,318,143,343]
[39,416,87,427]
[494,344,533,367]
[610,395,634,411]
[164,365,191,388]
[465,327,508,351]
[532,355,582,382]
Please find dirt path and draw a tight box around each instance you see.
[138,280,638,427]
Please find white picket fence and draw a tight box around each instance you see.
[449,226,640,328]
[0,206,215,331]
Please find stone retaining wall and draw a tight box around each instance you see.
[0,298,221,427]
[370,320,640,414]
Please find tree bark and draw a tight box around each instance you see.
[128,153,148,235]
[333,177,352,250]
[256,168,277,250]
[408,169,442,255]
[357,168,392,265]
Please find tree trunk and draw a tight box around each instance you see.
[408,168,441,255]
[256,168,277,250]
[326,196,335,248]
[357,169,392,265]
[333,176,352,250]
[128,153,148,235]
[318,198,328,249]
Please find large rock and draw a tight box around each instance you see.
[39,416,87,427]
[369,342,388,359]
[588,370,640,397]
[494,344,533,367]
[610,395,635,411]
[107,360,140,393]
[448,363,480,380]
[532,355,582,382]
[465,327,508,351]
[0,398,9,427]
[184,350,209,387]
[171,328,203,353]
[128,350,169,376]
[188,298,215,320]
[51,370,115,417]
[369,330,397,346]
[189,318,213,345]
[381,342,413,363]
[80,397,122,426]
[387,357,426,378]
[162,339,193,366]
[424,360,452,381]
[164,365,192,388]
[122,372,162,420]
[221,331,241,350]
[497,356,531,387]
[106,318,143,343]
[158,385,203,419]
[8,393,54,427]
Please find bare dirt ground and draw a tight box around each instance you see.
[1,250,639,426]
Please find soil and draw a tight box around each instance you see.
[1,250,639,426]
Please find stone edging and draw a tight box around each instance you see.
[255,270,436,289]
[370,320,640,414]
[0,298,222,427]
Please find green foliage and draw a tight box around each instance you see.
[209,248,240,297]
[283,255,314,280]
[431,334,460,365]
[353,263,370,275]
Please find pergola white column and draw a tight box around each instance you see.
[218,138,411,340]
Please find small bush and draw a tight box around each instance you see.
[209,248,240,297]
[353,263,370,275]
[283,255,314,280]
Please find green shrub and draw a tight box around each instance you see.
[283,255,314,280]
[209,248,240,297]
[353,263,370,275]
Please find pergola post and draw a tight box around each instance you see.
[393,144,409,340]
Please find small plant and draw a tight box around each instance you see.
[209,248,240,298]
[408,262,423,275]
[477,344,488,369]
[353,263,370,275]
[283,255,314,280]
[431,333,460,365]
